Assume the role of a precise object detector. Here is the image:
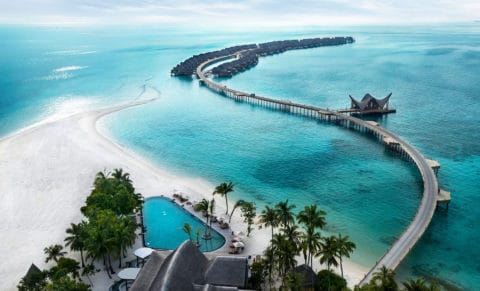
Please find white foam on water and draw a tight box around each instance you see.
[47,50,97,56]
[38,72,73,81]
[53,65,88,73]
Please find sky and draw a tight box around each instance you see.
[0,0,478,26]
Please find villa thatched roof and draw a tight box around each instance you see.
[130,241,248,291]
[350,93,392,111]
[294,264,317,288]
[205,256,248,287]
[26,263,41,276]
[193,284,239,291]
[128,251,167,290]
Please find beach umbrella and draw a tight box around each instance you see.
[232,241,245,248]
[233,231,246,239]
[134,247,153,259]
[232,236,244,242]
[218,213,229,222]
[232,230,245,237]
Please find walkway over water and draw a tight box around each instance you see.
[193,52,442,285]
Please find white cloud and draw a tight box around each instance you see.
[0,0,478,26]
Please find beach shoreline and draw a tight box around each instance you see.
[0,98,368,290]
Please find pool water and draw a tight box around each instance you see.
[143,197,226,252]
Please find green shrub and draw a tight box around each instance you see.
[315,269,349,291]
[193,203,203,212]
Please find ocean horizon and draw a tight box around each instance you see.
[1,23,479,289]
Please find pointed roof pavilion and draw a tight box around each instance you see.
[349,93,392,111]
[130,241,248,291]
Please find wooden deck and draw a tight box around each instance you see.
[336,108,397,115]
[195,53,442,286]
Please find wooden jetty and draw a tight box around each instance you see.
[189,50,449,286]
[337,108,397,116]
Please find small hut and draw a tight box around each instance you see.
[294,264,317,290]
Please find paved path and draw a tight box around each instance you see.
[195,53,439,285]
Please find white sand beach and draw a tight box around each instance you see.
[0,98,368,290]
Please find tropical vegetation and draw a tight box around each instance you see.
[197,198,216,238]
[240,201,256,236]
[249,200,440,291]
[354,266,440,291]
[213,181,235,214]
[18,168,143,290]
[18,173,444,291]
[252,200,353,290]
[18,245,90,291]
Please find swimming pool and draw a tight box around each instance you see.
[143,197,226,252]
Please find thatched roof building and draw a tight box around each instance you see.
[130,241,248,291]
[294,264,317,289]
[349,93,392,112]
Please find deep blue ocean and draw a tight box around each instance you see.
[0,24,478,289]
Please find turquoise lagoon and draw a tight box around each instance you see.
[0,24,479,289]
[143,197,225,252]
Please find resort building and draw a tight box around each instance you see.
[349,93,393,114]
[130,240,249,291]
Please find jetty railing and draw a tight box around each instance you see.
[194,53,439,285]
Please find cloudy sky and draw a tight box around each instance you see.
[0,0,478,26]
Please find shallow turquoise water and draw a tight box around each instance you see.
[143,197,225,251]
[1,24,479,289]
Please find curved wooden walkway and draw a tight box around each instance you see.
[195,53,439,285]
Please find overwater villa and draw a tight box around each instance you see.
[347,93,396,115]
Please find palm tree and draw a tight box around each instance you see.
[85,227,114,278]
[403,278,429,291]
[318,236,339,291]
[427,281,440,291]
[195,227,201,247]
[271,233,297,287]
[263,246,276,288]
[197,199,215,238]
[112,168,137,198]
[93,170,111,193]
[198,199,210,231]
[65,222,87,267]
[319,236,339,270]
[371,265,398,291]
[84,210,117,278]
[297,204,326,231]
[54,257,81,279]
[259,205,279,241]
[81,263,97,286]
[281,223,302,251]
[240,201,256,236]
[229,199,248,223]
[114,217,138,268]
[299,238,308,266]
[275,199,296,227]
[297,204,326,268]
[335,234,356,279]
[44,244,67,263]
[302,228,323,268]
[213,182,235,215]
[182,223,193,242]
[112,168,132,186]
[208,199,216,235]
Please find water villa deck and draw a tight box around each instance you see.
[171,37,354,78]
[172,39,451,286]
